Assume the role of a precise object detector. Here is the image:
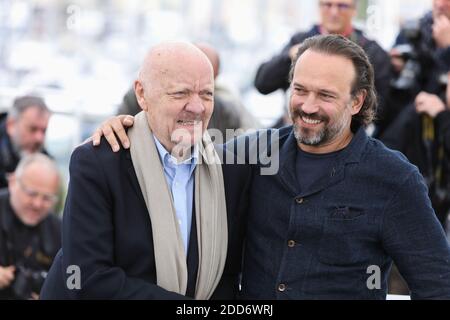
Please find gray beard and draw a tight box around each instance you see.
[293,110,351,147]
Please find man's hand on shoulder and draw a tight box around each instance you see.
[91,115,135,152]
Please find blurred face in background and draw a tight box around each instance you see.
[6,106,50,155]
[433,0,450,20]
[8,163,59,227]
[319,0,357,34]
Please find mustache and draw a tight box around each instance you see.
[292,109,329,122]
[176,112,203,122]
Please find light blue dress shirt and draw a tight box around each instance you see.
[154,136,197,255]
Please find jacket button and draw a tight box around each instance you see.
[288,240,296,248]
[295,197,304,204]
[278,283,286,292]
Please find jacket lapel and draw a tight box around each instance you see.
[124,150,148,208]
[276,131,301,197]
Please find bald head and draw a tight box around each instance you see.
[9,154,60,226]
[138,41,214,91]
[195,43,220,79]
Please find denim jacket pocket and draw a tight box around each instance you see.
[318,208,367,266]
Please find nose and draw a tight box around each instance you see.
[185,95,205,114]
[329,5,340,14]
[31,195,45,210]
[301,93,320,114]
[34,129,46,144]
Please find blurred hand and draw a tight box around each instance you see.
[92,115,135,152]
[0,266,15,289]
[433,15,450,48]
[415,91,446,118]
[289,44,302,61]
[390,48,406,73]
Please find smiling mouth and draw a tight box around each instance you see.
[176,120,201,126]
[301,115,323,125]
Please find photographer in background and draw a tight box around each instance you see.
[0,95,52,189]
[383,0,450,229]
[382,71,450,296]
[254,0,391,135]
[382,79,450,232]
[388,0,450,125]
[0,154,61,300]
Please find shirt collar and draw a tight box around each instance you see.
[153,135,198,174]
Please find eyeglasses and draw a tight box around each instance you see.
[319,1,354,11]
[17,179,58,205]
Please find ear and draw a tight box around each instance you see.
[134,80,148,112]
[350,90,367,116]
[7,173,16,191]
[5,117,15,137]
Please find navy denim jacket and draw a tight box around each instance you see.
[239,126,450,299]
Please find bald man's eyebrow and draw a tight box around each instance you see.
[199,89,214,100]
[167,89,190,98]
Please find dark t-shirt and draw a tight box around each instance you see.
[295,147,344,193]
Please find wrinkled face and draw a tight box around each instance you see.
[7,107,50,154]
[433,0,450,20]
[290,50,363,153]
[136,51,214,153]
[9,163,59,227]
[319,0,356,34]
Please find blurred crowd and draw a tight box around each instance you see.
[1,0,450,299]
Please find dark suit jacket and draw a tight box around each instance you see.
[240,126,450,299]
[40,139,250,299]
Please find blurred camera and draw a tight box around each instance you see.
[390,20,423,91]
[391,44,422,90]
[11,265,47,300]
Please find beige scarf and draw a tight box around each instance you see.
[128,111,228,299]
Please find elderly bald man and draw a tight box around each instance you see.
[40,42,248,300]
[0,153,61,300]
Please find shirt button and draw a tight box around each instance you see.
[295,197,304,204]
[288,240,296,248]
[278,283,286,292]
[178,219,182,225]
